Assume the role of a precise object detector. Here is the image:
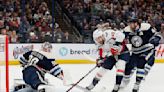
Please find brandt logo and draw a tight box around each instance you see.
[59,47,68,56]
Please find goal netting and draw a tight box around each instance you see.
[0,35,9,92]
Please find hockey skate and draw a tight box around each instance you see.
[86,83,95,90]
[111,84,119,92]
[86,77,100,90]
[132,82,140,92]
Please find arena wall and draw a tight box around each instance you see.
[4,44,164,65]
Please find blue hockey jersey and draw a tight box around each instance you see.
[124,23,162,54]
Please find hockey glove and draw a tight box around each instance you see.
[149,36,161,47]
[96,57,104,67]
[110,45,123,55]
[110,48,119,55]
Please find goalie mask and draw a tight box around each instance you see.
[41,42,52,52]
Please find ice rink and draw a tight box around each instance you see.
[1,64,164,92]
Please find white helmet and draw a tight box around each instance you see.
[93,29,103,44]
[42,42,52,52]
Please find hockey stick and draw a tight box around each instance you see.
[72,84,106,92]
[66,49,130,92]
[66,47,147,92]
[66,65,97,92]
[71,84,92,92]
[66,49,99,92]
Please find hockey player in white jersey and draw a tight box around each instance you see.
[13,42,65,92]
[122,19,162,92]
[86,25,130,92]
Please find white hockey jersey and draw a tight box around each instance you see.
[96,29,125,56]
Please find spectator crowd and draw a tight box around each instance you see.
[0,0,164,43]
[0,0,73,43]
[61,0,164,43]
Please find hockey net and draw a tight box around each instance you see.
[0,35,9,92]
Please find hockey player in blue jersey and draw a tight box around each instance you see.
[122,19,162,92]
[86,25,130,92]
[13,42,64,92]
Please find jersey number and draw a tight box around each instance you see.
[28,55,39,65]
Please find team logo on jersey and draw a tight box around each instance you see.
[131,36,143,47]
[59,47,68,56]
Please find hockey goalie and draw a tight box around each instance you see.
[12,42,75,92]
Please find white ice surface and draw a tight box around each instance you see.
[1,64,164,92]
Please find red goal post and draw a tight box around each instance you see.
[0,35,9,92]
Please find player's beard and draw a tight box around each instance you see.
[99,40,104,45]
